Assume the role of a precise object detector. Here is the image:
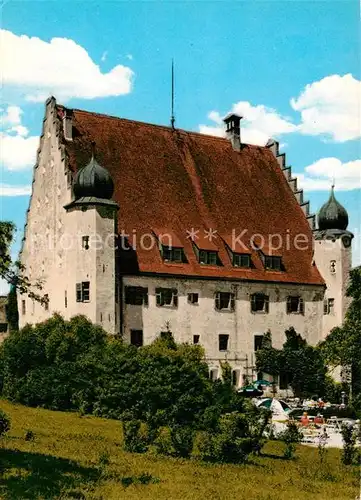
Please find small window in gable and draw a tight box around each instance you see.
[251,293,269,313]
[286,296,304,314]
[330,260,336,274]
[82,236,89,250]
[193,334,200,344]
[155,288,178,307]
[232,253,251,268]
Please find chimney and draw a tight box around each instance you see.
[62,108,73,141]
[223,113,242,151]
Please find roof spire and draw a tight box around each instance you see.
[91,140,96,160]
[171,59,175,129]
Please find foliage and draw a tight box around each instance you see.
[278,420,303,459]
[256,328,328,399]
[24,429,35,441]
[122,420,149,454]
[0,408,11,437]
[340,423,358,465]
[0,222,47,305]
[6,286,19,332]
[321,267,361,407]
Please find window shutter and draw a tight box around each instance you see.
[76,283,82,302]
[323,300,328,315]
[299,298,304,314]
[264,295,269,313]
[143,288,149,306]
[250,294,256,312]
[230,294,235,311]
[172,289,178,307]
[215,292,220,310]
[286,296,291,314]
[156,288,162,306]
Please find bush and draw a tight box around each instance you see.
[0,409,10,437]
[278,421,303,459]
[340,423,357,465]
[170,424,195,458]
[122,419,149,454]
[24,429,35,441]
[153,426,174,456]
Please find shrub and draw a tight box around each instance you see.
[279,421,303,459]
[0,409,10,437]
[122,419,149,453]
[153,426,174,456]
[24,429,35,441]
[170,424,195,458]
[340,423,357,465]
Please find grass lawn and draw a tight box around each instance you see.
[0,400,359,500]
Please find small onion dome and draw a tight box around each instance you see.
[318,186,349,231]
[73,152,114,200]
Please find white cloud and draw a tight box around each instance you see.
[1,105,22,125]
[0,106,38,170]
[297,158,361,191]
[0,183,32,196]
[0,29,134,102]
[291,74,361,142]
[199,103,297,146]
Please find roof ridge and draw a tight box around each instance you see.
[62,106,265,149]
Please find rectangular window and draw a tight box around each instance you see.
[125,286,148,306]
[44,294,49,311]
[187,292,199,304]
[0,323,8,333]
[130,329,143,347]
[193,334,200,344]
[232,370,240,386]
[22,300,26,315]
[254,335,264,351]
[82,236,90,250]
[210,369,218,381]
[215,292,235,311]
[324,298,335,315]
[162,246,184,263]
[219,334,229,351]
[232,253,251,268]
[286,296,304,314]
[264,255,282,271]
[76,282,90,303]
[65,291,67,308]
[279,372,289,390]
[251,293,269,313]
[155,288,178,307]
[199,250,218,265]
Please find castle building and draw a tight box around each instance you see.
[18,97,353,386]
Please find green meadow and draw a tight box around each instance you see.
[0,400,359,500]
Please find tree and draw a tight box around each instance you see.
[321,267,361,407]
[256,328,328,399]
[6,285,19,332]
[0,222,47,305]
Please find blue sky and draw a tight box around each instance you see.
[0,0,360,292]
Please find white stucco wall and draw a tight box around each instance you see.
[122,275,324,384]
[313,238,352,338]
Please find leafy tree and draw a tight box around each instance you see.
[0,222,47,305]
[320,267,361,406]
[256,328,328,399]
[6,285,19,332]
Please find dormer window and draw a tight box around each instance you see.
[199,250,218,265]
[232,253,251,268]
[286,296,304,314]
[161,246,185,263]
[264,255,282,271]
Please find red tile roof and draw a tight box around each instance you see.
[60,106,324,286]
